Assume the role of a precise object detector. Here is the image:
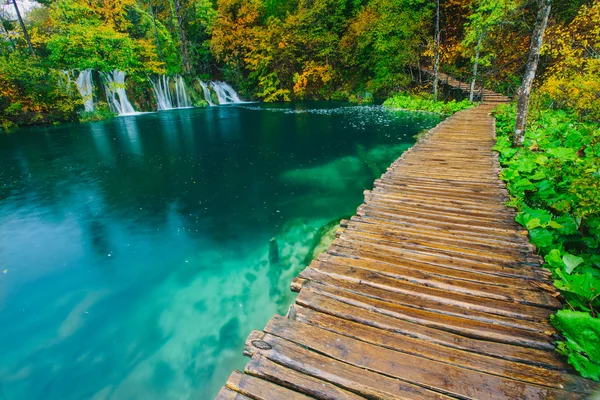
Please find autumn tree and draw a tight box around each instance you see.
[540,1,599,122]
[462,0,520,101]
[513,0,551,146]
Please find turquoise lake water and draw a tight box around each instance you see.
[0,102,441,399]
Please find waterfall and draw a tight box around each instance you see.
[150,75,191,110]
[198,80,215,106]
[58,69,95,112]
[75,69,94,112]
[150,75,173,110]
[174,76,191,108]
[58,70,74,89]
[100,70,136,115]
[209,81,242,104]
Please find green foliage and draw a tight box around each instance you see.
[211,0,432,100]
[78,103,117,122]
[553,310,600,380]
[494,103,600,379]
[383,93,474,115]
[0,52,80,129]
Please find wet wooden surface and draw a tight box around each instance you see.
[216,101,598,399]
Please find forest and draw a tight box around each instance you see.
[0,0,595,128]
[1,0,600,383]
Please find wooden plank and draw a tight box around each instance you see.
[245,355,366,400]
[244,330,451,399]
[317,254,560,308]
[292,289,566,369]
[293,276,555,349]
[292,306,596,394]
[263,316,586,400]
[225,370,313,400]
[304,260,557,319]
[328,241,550,282]
[215,387,254,400]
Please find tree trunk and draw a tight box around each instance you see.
[513,0,551,146]
[432,0,441,101]
[12,0,34,56]
[149,4,164,63]
[469,34,483,102]
[173,0,191,74]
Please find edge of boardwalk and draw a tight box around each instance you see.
[215,103,599,400]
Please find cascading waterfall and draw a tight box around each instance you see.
[150,75,192,110]
[174,76,191,108]
[75,69,94,112]
[58,70,74,89]
[198,80,215,106]
[209,81,243,104]
[100,70,136,115]
[58,69,95,112]
[150,75,174,110]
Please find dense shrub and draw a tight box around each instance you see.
[494,104,600,379]
[383,93,474,115]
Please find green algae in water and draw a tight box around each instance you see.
[0,102,442,399]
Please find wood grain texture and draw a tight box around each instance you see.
[215,100,598,398]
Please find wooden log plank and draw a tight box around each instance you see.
[318,254,560,308]
[225,370,313,400]
[245,355,366,400]
[294,279,555,350]
[345,220,534,255]
[292,306,597,394]
[350,215,531,248]
[293,289,566,369]
[215,387,254,400]
[244,331,450,400]
[295,267,556,338]
[263,316,584,400]
[328,240,550,282]
[305,259,557,319]
[342,228,541,265]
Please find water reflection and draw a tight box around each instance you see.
[0,103,442,399]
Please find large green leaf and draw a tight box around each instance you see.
[563,253,585,274]
[529,228,554,248]
[552,310,600,381]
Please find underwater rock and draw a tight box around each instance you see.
[303,217,348,265]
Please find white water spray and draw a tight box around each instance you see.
[174,76,191,108]
[150,75,192,110]
[101,70,136,115]
[198,80,215,106]
[75,69,94,112]
[209,81,242,104]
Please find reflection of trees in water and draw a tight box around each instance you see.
[0,107,440,252]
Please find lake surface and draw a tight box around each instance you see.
[0,102,441,400]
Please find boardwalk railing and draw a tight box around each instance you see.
[215,96,598,399]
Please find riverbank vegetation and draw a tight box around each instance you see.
[1,0,595,130]
[384,94,473,115]
[495,103,600,379]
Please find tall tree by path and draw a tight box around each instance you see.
[513,0,552,146]
[432,0,441,100]
[11,0,34,55]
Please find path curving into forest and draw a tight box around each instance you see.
[215,100,599,399]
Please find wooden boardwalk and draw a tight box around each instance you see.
[215,102,599,399]
[420,68,510,104]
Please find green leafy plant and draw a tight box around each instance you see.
[384,93,474,115]
[494,103,600,379]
